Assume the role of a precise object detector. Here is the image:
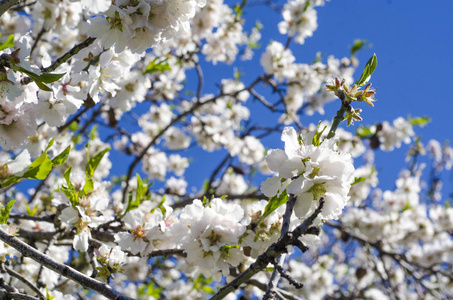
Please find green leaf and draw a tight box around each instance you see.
[23,150,52,180]
[68,121,80,131]
[355,53,377,87]
[10,65,52,91]
[46,138,55,151]
[46,287,55,300]
[401,201,413,212]
[142,57,171,75]
[202,195,210,207]
[38,72,66,83]
[85,147,110,178]
[408,116,431,127]
[351,177,366,186]
[138,282,162,298]
[356,126,374,138]
[63,166,73,188]
[312,51,323,64]
[9,65,64,91]
[0,176,21,188]
[136,174,148,202]
[0,34,14,51]
[350,39,370,57]
[52,145,71,166]
[124,174,153,215]
[312,121,327,147]
[62,166,78,206]
[89,125,98,140]
[0,200,15,224]
[25,204,39,216]
[202,286,215,295]
[259,190,288,224]
[151,195,166,217]
[82,177,94,196]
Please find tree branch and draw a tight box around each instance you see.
[263,195,297,298]
[0,288,41,300]
[42,37,96,73]
[0,228,133,300]
[0,0,18,18]
[121,74,267,203]
[210,198,324,300]
[2,264,45,299]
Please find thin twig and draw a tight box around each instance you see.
[210,198,324,300]
[42,37,96,73]
[121,75,266,203]
[0,227,134,300]
[0,288,42,300]
[0,0,18,17]
[2,265,46,299]
[263,195,297,298]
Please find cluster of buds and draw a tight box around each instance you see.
[326,76,376,126]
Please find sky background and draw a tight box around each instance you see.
[179,0,453,194]
[88,0,453,199]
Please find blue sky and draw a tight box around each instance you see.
[197,0,453,191]
[308,0,453,189]
[103,0,453,196]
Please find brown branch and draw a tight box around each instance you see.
[0,227,134,300]
[210,198,325,300]
[121,74,267,203]
[2,264,45,299]
[0,0,18,17]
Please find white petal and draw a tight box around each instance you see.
[59,206,79,224]
[278,156,304,179]
[286,176,304,195]
[294,194,314,219]
[73,232,90,252]
[281,127,300,157]
[7,150,31,175]
[265,149,288,173]
[260,176,282,198]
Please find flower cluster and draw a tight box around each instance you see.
[0,0,451,299]
[89,0,206,53]
[261,127,355,221]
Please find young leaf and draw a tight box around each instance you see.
[202,286,215,295]
[85,147,110,178]
[0,34,14,51]
[151,195,166,217]
[46,287,55,300]
[52,145,71,166]
[63,166,73,188]
[258,190,289,224]
[0,176,22,188]
[22,152,52,180]
[123,174,153,215]
[142,57,171,75]
[39,72,66,83]
[82,177,94,196]
[136,174,147,201]
[351,177,366,186]
[0,200,15,224]
[10,65,53,91]
[408,116,431,127]
[312,121,327,146]
[62,166,78,206]
[356,126,374,138]
[350,39,370,57]
[25,204,39,216]
[9,65,65,91]
[355,54,377,87]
